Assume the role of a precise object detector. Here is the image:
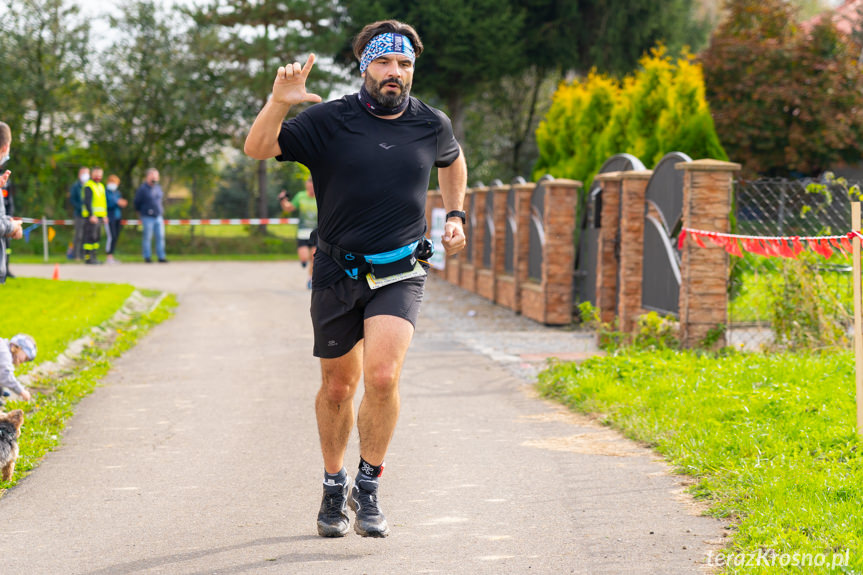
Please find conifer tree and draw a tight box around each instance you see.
[189,0,342,225]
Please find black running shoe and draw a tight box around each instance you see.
[317,476,351,537]
[348,483,390,537]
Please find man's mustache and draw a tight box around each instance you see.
[379,77,405,90]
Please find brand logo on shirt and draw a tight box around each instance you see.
[378,143,397,150]
[328,340,339,347]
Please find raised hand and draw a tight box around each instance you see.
[244,54,322,160]
[273,54,322,106]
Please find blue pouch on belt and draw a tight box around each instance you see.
[365,240,420,278]
[317,236,428,280]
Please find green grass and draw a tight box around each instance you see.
[537,349,862,573]
[0,284,177,494]
[185,223,297,239]
[12,223,300,261]
[144,253,295,261]
[0,278,135,367]
[730,265,853,324]
[15,253,296,263]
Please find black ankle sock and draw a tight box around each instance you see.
[357,458,384,491]
[323,468,348,493]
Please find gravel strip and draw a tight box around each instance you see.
[420,275,600,380]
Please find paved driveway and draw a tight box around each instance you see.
[2,262,723,574]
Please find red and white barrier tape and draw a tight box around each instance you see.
[679,227,863,259]
[15,217,299,226]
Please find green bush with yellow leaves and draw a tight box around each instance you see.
[534,47,727,188]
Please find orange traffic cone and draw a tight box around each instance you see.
[52,263,59,280]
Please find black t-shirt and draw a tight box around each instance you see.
[276,93,460,287]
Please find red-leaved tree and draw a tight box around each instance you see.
[701,0,863,177]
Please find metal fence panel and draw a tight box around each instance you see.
[641,152,690,315]
[483,185,495,269]
[643,217,681,315]
[528,179,547,281]
[505,185,517,275]
[573,154,646,304]
[729,177,856,349]
[466,192,476,264]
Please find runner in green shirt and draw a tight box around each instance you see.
[280,176,318,288]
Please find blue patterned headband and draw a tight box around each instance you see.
[359,33,416,74]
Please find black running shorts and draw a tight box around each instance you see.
[310,274,426,358]
[297,228,317,249]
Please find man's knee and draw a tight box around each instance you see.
[320,382,355,404]
[320,371,360,404]
[364,362,400,397]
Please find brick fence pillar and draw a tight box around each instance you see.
[618,170,653,333]
[593,172,623,325]
[520,179,581,325]
[497,182,535,312]
[514,182,534,298]
[461,187,487,293]
[477,182,505,301]
[489,185,510,307]
[445,245,461,285]
[677,159,741,348]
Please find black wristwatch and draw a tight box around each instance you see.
[446,210,466,224]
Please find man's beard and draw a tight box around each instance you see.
[365,74,411,108]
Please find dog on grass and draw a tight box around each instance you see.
[0,409,23,481]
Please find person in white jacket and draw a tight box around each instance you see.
[0,334,36,403]
[0,122,23,284]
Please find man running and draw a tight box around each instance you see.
[245,19,467,538]
[280,176,317,289]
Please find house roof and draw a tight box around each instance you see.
[801,0,862,35]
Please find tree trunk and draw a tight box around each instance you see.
[257,158,268,234]
[511,68,548,179]
[190,174,198,241]
[446,94,466,148]
[257,23,271,236]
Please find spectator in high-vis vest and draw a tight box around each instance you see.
[82,167,108,265]
[68,166,89,260]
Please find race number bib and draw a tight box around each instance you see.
[365,262,426,290]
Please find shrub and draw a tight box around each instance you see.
[534,46,727,187]
[633,311,679,350]
[769,254,851,349]
[577,302,680,352]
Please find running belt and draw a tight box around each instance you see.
[316,235,431,279]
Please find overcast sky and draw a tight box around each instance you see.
[74,0,846,16]
[73,0,189,19]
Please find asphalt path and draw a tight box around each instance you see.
[2,261,724,574]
